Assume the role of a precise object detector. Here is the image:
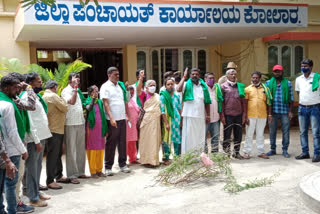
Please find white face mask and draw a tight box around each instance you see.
[148,86,156,94]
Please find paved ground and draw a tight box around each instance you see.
[20,128,319,214]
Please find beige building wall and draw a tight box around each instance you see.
[123,45,137,84]
[0,17,30,66]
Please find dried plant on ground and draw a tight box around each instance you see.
[155,150,280,193]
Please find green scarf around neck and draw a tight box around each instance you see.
[312,73,320,92]
[118,81,128,103]
[37,93,48,113]
[183,78,212,105]
[268,77,290,104]
[135,80,144,107]
[0,92,26,141]
[77,88,86,105]
[18,91,30,133]
[85,97,108,137]
[160,90,174,118]
[237,82,245,98]
[260,83,273,106]
[214,83,223,113]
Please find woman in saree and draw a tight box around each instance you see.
[137,71,161,167]
[85,85,108,178]
[160,78,182,165]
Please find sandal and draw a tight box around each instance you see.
[97,172,106,177]
[70,178,80,184]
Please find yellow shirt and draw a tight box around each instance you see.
[42,89,69,134]
[245,85,267,119]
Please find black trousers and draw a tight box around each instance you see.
[46,133,64,185]
[223,115,242,154]
[105,120,127,169]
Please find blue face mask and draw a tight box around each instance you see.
[301,67,310,74]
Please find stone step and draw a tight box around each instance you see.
[299,171,320,213]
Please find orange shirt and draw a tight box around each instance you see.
[245,85,267,119]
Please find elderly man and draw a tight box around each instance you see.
[0,75,28,214]
[204,72,223,153]
[220,68,247,159]
[100,67,131,175]
[295,59,320,162]
[177,68,211,154]
[22,72,52,207]
[266,65,294,158]
[43,80,69,189]
[243,71,272,159]
[61,73,87,184]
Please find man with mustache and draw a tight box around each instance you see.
[220,66,247,159]
[243,71,272,159]
[177,68,211,154]
[266,65,294,158]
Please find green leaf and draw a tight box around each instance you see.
[94,0,99,6]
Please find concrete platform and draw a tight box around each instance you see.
[299,171,320,213]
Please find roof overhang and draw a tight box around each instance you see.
[14,0,309,48]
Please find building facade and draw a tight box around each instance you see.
[0,0,319,93]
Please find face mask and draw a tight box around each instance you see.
[301,67,310,74]
[167,88,175,93]
[191,77,199,85]
[33,87,43,94]
[148,86,156,94]
[206,79,215,87]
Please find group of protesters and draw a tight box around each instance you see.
[0,58,319,214]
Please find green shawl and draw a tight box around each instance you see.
[237,82,246,98]
[0,92,26,140]
[268,77,290,104]
[135,80,144,107]
[260,83,273,106]
[18,91,30,133]
[160,90,174,118]
[77,88,86,105]
[214,83,223,113]
[85,97,108,137]
[118,81,128,103]
[312,73,320,92]
[183,78,212,105]
[37,93,48,113]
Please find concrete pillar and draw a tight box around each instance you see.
[208,45,222,78]
[0,0,4,12]
[122,44,137,84]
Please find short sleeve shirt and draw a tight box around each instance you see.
[100,80,126,121]
[295,73,320,105]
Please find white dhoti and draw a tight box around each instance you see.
[181,117,206,154]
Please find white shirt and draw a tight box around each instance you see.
[100,80,126,121]
[21,93,52,143]
[61,85,85,126]
[295,72,320,105]
[0,101,26,157]
[181,82,205,119]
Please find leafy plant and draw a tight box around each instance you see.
[28,59,91,95]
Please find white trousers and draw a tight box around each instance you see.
[243,118,267,155]
[181,117,206,154]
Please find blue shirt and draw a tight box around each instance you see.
[266,80,294,114]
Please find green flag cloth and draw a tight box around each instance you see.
[160,90,174,118]
[237,82,245,98]
[18,91,31,134]
[214,83,223,113]
[118,81,128,103]
[84,97,108,137]
[0,92,26,140]
[77,88,86,105]
[135,81,142,107]
[268,77,290,104]
[37,93,48,113]
[183,78,212,105]
[261,83,273,106]
[312,73,320,92]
